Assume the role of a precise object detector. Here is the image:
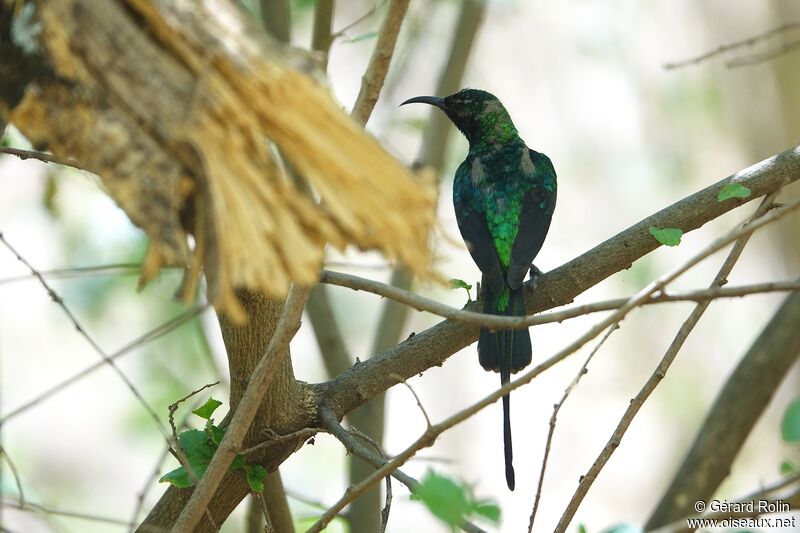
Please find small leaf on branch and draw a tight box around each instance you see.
[781,398,800,442]
[649,226,682,247]
[449,278,473,300]
[192,397,222,420]
[245,465,268,492]
[717,183,752,202]
[159,429,215,487]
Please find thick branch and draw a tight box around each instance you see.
[173,286,310,531]
[312,190,800,532]
[320,145,800,419]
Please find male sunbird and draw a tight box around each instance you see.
[401,89,557,490]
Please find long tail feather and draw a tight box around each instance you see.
[478,281,531,490]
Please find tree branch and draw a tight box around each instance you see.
[319,407,487,533]
[319,269,800,330]
[345,1,486,525]
[312,192,800,533]
[554,193,778,532]
[319,145,800,420]
[351,0,411,125]
[172,286,310,532]
[664,21,800,69]
[0,146,84,169]
[645,291,800,529]
[260,0,291,44]
[311,0,335,64]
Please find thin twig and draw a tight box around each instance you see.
[173,285,310,532]
[380,474,392,533]
[167,381,220,433]
[553,193,779,532]
[0,233,169,439]
[0,304,209,424]
[650,473,800,533]
[0,446,25,505]
[238,428,318,456]
[350,0,411,125]
[727,38,800,67]
[320,269,800,330]
[331,1,388,40]
[528,323,620,532]
[309,195,800,533]
[0,262,142,285]
[129,446,172,531]
[1,498,133,527]
[390,374,432,428]
[317,407,486,533]
[0,147,84,169]
[162,383,222,531]
[664,21,800,69]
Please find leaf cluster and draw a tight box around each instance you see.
[159,398,267,493]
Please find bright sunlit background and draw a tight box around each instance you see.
[2,1,800,532]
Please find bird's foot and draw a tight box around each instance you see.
[529,264,543,288]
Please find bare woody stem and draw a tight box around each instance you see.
[351,0,411,125]
[312,194,800,533]
[172,286,310,532]
[553,193,778,532]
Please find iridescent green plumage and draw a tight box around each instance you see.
[401,89,557,490]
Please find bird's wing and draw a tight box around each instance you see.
[507,149,557,289]
[454,164,505,295]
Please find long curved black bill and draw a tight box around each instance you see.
[399,95,446,108]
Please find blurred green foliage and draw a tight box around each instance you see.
[411,469,501,530]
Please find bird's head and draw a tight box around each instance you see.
[401,88,518,148]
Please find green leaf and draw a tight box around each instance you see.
[159,466,193,488]
[781,398,800,442]
[246,465,268,493]
[412,470,472,527]
[449,278,472,300]
[192,397,222,420]
[231,454,247,471]
[578,524,589,533]
[649,226,682,247]
[717,183,752,202]
[159,429,216,487]
[449,278,472,290]
[206,422,226,446]
[178,429,215,462]
[473,501,501,525]
[780,460,798,475]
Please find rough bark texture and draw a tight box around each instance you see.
[3,2,800,531]
[645,291,800,530]
[321,145,800,419]
[139,290,315,531]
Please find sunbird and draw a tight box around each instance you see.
[401,89,557,490]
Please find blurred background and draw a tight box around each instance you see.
[1,0,800,531]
